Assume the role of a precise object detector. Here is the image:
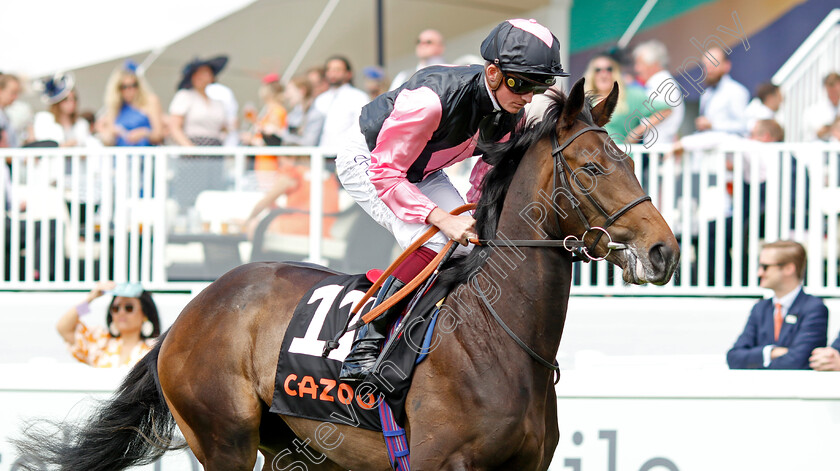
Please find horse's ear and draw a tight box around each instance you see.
[591,81,619,127]
[560,78,586,129]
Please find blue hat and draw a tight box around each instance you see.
[40,72,75,105]
[124,60,139,74]
[178,55,228,90]
[363,66,385,80]
[108,282,144,298]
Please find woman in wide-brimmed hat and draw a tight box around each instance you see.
[32,72,92,147]
[97,60,164,146]
[167,55,230,211]
[168,55,229,147]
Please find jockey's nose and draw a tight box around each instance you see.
[523,92,534,103]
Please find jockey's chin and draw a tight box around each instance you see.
[495,87,533,114]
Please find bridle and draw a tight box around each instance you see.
[477,125,651,262]
[472,125,651,379]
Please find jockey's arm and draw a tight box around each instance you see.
[368,88,442,225]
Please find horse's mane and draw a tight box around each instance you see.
[438,89,596,285]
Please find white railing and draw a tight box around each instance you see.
[772,8,840,142]
[1,143,839,296]
[574,141,840,297]
[0,146,333,291]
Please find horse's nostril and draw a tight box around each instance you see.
[649,242,670,274]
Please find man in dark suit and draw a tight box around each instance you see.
[727,240,828,369]
[810,335,840,371]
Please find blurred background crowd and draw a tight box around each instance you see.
[0,0,838,152]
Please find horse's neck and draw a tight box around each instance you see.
[480,236,574,359]
[463,142,574,368]
[495,138,575,312]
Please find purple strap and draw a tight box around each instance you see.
[378,317,411,470]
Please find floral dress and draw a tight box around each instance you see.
[69,322,156,368]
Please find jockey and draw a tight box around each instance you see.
[335,18,568,382]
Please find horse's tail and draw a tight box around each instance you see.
[11,330,186,471]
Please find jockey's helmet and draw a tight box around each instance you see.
[481,19,569,90]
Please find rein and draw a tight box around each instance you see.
[471,125,650,262]
[474,283,561,383]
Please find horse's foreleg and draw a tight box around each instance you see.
[538,386,559,471]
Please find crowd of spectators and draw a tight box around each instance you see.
[580,42,839,371]
[0,53,373,152]
[582,39,839,150]
[0,37,836,153]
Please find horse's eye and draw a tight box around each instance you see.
[582,162,603,175]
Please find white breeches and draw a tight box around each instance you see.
[335,124,471,255]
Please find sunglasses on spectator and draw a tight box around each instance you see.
[119,82,139,90]
[501,71,555,95]
[594,67,614,73]
[758,262,785,271]
[111,303,137,314]
[417,39,436,45]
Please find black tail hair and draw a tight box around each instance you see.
[11,330,186,470]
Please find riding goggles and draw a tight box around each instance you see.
[501,71,556,95]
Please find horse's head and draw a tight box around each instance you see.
[519,78,679,285]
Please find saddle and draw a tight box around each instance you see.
[269,269,447,431]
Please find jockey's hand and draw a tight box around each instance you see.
[427,208,476,246]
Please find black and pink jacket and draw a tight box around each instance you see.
[359,64,519,224]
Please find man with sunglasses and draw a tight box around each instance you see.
[389,29,447,91]
[727,241,828,370]
[335,18,567,382]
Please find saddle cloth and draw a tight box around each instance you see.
[269,273,445,431]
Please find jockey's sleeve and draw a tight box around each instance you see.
[369,87,442,224]
[467,158,492,204]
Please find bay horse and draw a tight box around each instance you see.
[14,79,678,470]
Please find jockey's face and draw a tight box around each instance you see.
[496,83,534,113]
[486,65,534,114]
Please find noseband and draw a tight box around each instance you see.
[479,125,650,262]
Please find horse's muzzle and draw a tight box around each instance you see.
[646,241,679,285]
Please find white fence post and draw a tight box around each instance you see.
[307,148,326,266]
